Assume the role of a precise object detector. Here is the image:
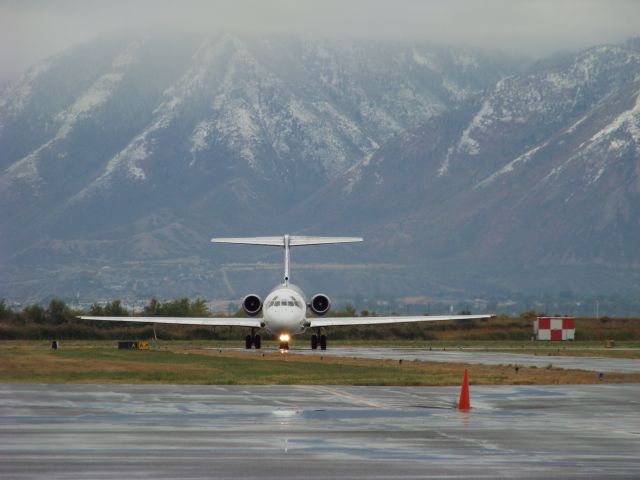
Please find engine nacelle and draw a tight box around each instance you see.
[242,294,262,317]
[310,293,331,316]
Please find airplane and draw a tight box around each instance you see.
[80,235,493,350]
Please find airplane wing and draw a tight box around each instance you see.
[79,316,263,327]
[309,314,492,328]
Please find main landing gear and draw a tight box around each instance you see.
[245,329,261,349]
[311,330,327,351]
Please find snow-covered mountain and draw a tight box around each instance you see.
[1,33,638,302]
[300,39,640,295]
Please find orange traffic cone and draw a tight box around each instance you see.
[458,368,471,411]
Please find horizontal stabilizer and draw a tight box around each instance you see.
[289,236,363,246]
[211,236,286,246]
[211,235,363,247]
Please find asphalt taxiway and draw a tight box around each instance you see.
[293,347,640,373]
[1,383,639,479]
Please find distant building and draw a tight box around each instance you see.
[534,317,575,341]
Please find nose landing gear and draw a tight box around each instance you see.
[278,333,291,351]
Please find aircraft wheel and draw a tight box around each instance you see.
[245,335,252,349]
[320,335,327,350]
[311,334,318,350]
[254,335,261,349]
[284,341,289,350]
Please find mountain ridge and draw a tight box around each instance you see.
[1,34,638,303]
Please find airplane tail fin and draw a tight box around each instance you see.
[211,235,363,284]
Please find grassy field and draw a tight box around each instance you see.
[1,341,639,386]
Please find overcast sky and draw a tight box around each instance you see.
[1,0,639,83]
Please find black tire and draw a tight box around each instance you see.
[254,335,261,349]
[320,335,327,350]
[245,335,252,349]
[284,342,289,350]
[279,342,285,350]
[311,334,318,350]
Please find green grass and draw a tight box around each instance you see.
[2,341,640,386]
[0,345,438,385]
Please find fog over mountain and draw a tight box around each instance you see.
[3,0,640,81]
[1,30,639,304]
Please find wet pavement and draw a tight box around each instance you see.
[1,383,640,479]
[292,347,640,373]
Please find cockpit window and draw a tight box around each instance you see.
[268,295,303,308]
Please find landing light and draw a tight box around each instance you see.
[279,334,290,342]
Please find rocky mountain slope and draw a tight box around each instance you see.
[299,39,640,295]
[1,33,638,303]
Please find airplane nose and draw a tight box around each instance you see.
[277,308,299,322]
[264,306,303,333]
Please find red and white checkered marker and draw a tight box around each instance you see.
[535,317,575,341]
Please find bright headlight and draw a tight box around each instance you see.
[279,333,290,342]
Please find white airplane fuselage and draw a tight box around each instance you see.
[262,283,308,336]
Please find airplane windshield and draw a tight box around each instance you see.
[268,296,303,308]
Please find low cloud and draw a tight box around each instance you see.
[1,0,639,81]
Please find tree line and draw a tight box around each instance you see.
[1,298,639,341]
[0,297,213,324]
[0,297,228,340]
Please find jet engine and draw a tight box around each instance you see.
[310,293,331,316]
[242,294,262,316]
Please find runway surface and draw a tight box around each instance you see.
[293,347,640,373]
[2,383,640,479]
